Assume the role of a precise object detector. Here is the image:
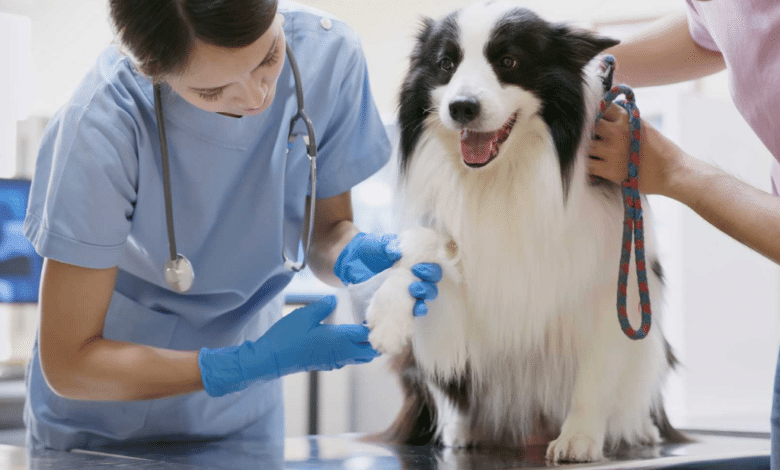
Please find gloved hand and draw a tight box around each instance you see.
[334,232,443,317]
[198,295,379,397]
[408,263,443,317]
[334,233,402,284]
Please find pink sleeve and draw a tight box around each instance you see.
[685,0,720,52]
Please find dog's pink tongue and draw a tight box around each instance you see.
[460,130,499,165]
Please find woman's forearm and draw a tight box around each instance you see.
[666,154,780,264]
[44,339,204,401]
[605,11,726,88]
[307,192,360,287]
[38,259,205,401]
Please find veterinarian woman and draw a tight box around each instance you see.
[23,0,441,451]
[588,0,780,467]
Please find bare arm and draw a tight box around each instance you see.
[605,11,726,88]
[38,259,204,401]
[590,106,780,264]
[305,191,360,287]
[666,155,780,263]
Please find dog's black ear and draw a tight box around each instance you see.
[398,16,438,173]
[409,17,436,67]
[552,25,620,68]
[417,17,436,43]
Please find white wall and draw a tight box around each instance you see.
[673,92,779,431]
[0,0,114,117]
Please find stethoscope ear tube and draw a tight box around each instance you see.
[285,42,317,157]
[154,83,195,293]
[282,42,318,272]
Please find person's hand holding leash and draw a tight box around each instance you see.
[588,102,691,198]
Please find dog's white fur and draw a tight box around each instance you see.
[360,2,671,463]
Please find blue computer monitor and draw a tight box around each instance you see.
[0,178,43,303]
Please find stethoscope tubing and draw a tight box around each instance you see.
[153,83,179,263]
[154,43,317,292]
[283,41,317,273]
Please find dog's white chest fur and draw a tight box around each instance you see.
[362,147,669,460]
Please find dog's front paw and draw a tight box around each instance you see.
[546,433,603,463]
[439,417,471,449]
[638,421,662,446]
[365,275,416,355]
[368,310,413,356]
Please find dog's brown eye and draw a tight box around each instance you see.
[499,56,517,69]
[439,58,454,71]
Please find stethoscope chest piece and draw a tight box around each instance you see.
[165,254,195,293]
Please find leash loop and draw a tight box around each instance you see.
[595,55,652,340]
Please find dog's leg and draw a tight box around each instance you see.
[546,383,608,462]
[365,269,417,355]
[603,254,675,449]
[430,385,471,448]
[375,347,439,445]
[546,319,621,462]
[546,310,666,462]
[605,342,666,448]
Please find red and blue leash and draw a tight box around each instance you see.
[596,55,652,340]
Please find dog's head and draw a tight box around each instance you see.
[399,2,618,183]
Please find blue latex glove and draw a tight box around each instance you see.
[409,263,443,317]
[334,233,402,285]
[198,295,379,397]
[334,232,444,317]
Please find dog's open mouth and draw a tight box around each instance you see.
[460,112,518,167]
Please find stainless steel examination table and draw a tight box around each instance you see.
[4,431,770,469]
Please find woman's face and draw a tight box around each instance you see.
[166,14,286,117]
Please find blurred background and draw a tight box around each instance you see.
[0,0,776,447]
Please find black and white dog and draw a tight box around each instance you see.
[355,1,687,463]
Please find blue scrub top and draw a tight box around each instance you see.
[23,1,390,450]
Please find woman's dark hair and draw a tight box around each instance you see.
[109,0,278,80]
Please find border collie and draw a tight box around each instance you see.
[353,1,688,463]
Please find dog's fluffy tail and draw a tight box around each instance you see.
[654,342,694,444]
[653,404,694,444]
[362,346,439,446]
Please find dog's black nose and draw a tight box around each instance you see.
[449,98,481,124]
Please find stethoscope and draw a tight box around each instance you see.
[153,42,318,293]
